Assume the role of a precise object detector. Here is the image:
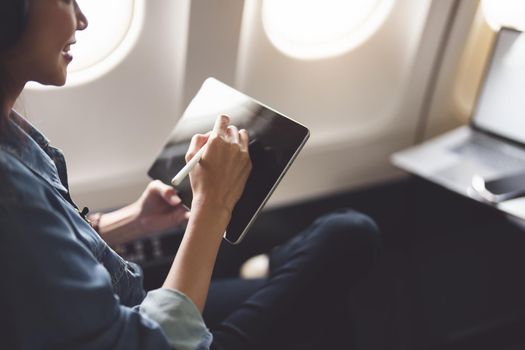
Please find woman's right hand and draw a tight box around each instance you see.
[164,115,251,310]
[185,114,252,218]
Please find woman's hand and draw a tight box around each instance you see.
[162,115,252,311]
[132,180,190,235]
[186,115,252,219]
[93,180,188,246]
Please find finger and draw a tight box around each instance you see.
[166,190,181,206]
[226,125,240,144]
[212,114,230,139]
[186,133,209,162]
[239,129,249,151]
[152,180,181,206]
[169,206,188,226]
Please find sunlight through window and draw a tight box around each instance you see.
[482,0,525,31]
[262,0,395,60]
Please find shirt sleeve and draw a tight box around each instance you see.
[140,288,213,350]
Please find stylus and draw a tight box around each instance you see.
[171,145,207,186]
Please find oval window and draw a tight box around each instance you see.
[262,0,395,60]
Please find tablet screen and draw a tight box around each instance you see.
[148,78,309,244]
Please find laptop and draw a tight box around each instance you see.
[148,78,310,244]
[393,28,525,206]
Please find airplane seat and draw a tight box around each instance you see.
[404,178,525,350]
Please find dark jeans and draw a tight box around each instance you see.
[204,209,381,350]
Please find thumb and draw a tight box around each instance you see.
[150,180,181,206]
[164,187,181,206]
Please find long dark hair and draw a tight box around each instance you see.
[0,0,29,129]
[0,0,28,51]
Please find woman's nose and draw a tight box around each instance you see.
[75,2,88,31]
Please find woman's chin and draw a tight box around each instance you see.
[55,77,67,86]
[52,72,68,86]
[37,74,67,87]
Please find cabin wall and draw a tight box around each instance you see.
[18,0,482,211]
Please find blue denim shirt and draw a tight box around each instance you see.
[0,111,212,349]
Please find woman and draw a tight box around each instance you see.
[0,1,380,349]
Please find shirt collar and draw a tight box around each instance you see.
[1,110,67,193]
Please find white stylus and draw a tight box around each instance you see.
[171,145,207,186]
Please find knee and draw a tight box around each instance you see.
[312,209,381,261]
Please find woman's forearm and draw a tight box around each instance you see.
[162,198,231,312]
[90,204,142,246]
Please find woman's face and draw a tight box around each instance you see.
[8,0,88,87]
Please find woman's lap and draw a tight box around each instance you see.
[204,278,266,329]
[206,209,381,350]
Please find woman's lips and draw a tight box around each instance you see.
[62,42,75,63]
[62,51,73,63]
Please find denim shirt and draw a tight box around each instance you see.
[0,111,212,350]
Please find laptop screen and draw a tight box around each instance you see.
[473,28,525,145]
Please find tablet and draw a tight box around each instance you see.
[148,78,310,244]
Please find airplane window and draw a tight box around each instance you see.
[262,0,395,60]
[482,0,525,31]
[27,0,145,89]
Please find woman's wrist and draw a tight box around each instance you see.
[191,194,233,222]
[87,212,103,233]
